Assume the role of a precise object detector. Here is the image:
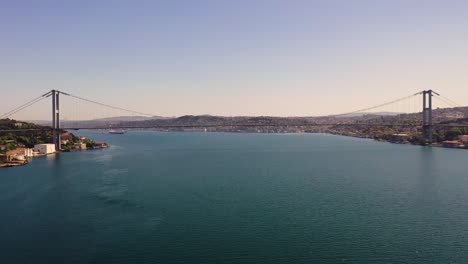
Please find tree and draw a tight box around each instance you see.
[83,138,95,148]
[445,128,463,140]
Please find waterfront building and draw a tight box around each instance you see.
[74,143,87,150]
[458,135,468,144]
[442,141,461,148]
[61,133,73,146]
[23,148,33,157]
[34,144,56,155]
[5,148,32,161]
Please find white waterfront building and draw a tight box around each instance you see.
[33,144,56,155]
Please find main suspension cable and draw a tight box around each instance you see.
[59,90,156,117]
[329,92,422,117]
[0,91,51,119]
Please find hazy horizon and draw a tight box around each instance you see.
[20,110,409,124]
[2,0,468,120]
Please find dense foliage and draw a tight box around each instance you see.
[0,119,52,152]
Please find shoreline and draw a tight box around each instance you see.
[1,145,109,169]
[0,160,28,168]
[325,132,468,149]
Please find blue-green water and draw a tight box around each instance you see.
[1,132,468,263]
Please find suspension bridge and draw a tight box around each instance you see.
[0,89,465,151]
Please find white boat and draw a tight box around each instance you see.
[109,129,126,134]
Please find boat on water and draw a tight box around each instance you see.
[109,129,126,134]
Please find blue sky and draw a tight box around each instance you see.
[2,0,468,119]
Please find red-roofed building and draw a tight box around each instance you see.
[459,135,468,144]
[61,133,73,140]
[442,141,461,148]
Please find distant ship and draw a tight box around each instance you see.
[109,129,126,134]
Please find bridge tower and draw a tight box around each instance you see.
[51,90,61,151]
[422,90,438,145]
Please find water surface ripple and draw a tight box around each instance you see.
[1,132,468,263]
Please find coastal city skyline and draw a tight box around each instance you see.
[2,0,468,120]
